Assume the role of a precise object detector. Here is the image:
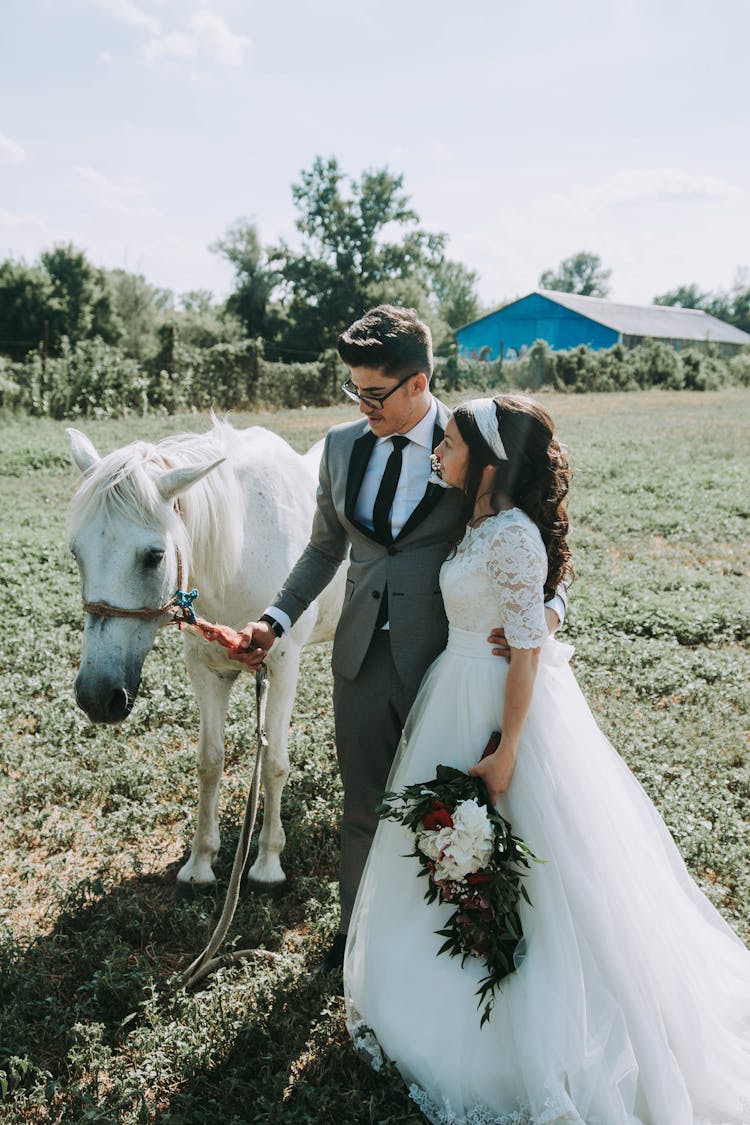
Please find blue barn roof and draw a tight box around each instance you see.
[455,290,750,360]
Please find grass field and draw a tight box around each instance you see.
[1,389,748,1123]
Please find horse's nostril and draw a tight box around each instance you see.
[106,688,131,722]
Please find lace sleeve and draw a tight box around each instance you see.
[487,520,548,649]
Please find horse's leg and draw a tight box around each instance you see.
[177,649,238,889]
[247,645,299,889]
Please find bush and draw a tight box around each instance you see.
[3,334,745,419]
[160,338,264,411]
[727,349,750,387]
[525,339,555,390]
[553,344,601,392]
[682,349,724,391]
[433,349,507,394]
[0,363,23,414]
[23,337,148,419]
[624,339,684,390]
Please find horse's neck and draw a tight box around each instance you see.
[172,453,245,600]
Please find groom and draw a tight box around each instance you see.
[232,305,564,970]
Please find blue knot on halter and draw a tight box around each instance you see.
[173,587,199,625]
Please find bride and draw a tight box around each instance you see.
[343,395,750,1125]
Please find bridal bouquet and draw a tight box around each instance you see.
[376,746,537,1026]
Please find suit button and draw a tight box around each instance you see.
[387,546,399,556]
[372,590,380,600]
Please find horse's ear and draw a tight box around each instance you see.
[156,459,226,502]
[67,428,101,473]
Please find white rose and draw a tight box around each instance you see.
[416,801,494,881]
[416,829,442,861]
[453,798,493,843]
[433,832,483,881]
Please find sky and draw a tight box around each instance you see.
[1,0,748,311]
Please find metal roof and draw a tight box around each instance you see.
[535,289,750,345]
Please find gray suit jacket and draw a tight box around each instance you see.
[274,398,465,690]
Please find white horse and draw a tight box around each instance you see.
[67,419,345,893]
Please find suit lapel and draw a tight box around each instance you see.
[395,411,449,543]
[345,427,378,537]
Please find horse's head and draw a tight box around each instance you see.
[67,428,223,724]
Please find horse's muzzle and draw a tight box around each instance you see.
[74,672,137,724]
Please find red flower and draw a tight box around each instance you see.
[422,800,454,831]
[462,893,491,912]
[466,870,491,885]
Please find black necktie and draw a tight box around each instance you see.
[372,435,408,543]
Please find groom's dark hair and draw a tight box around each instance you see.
[337,305,433,378]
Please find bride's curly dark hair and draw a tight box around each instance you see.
[450,395,573,601]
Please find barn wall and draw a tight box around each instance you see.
[456,293,619,359]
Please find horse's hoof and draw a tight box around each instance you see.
[245,877,288,900]
[175,880,217,903]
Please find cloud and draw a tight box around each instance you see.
[144,31,197,62]
[0,132,28,165]
[74,166,161,216]
[582,169,744,209]
[186,10,252,65]
[88,0,251,67]
[87,0,160,34]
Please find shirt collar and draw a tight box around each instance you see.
[376,397,437,451]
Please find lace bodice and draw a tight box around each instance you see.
[440,508,548,648]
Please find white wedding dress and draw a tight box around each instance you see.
[344,508,750,1125]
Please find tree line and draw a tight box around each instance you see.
[0,156,481,369]
[1,156,748,418]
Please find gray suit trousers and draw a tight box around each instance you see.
[333,630,418,933]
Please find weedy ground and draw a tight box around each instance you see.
[0,389,748,1123]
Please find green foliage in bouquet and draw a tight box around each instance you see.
[377,764,540,1026]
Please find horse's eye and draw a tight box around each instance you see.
[143,548,165,569]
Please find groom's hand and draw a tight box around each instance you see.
[229,621,276,669]
[488,608,560,662]
[487,627,510,661]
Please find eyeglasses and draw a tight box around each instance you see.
[341,371,417,410]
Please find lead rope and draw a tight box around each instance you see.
[180,662,269,990]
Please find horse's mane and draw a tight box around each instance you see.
[68,419,247,588]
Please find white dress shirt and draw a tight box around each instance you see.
[353,399,437,537]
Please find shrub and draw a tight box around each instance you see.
[623,339,684,390]
[727,349,750,387]
[525,339,555,390]
[3,333,744,419]
[553,344,600,393]
[682,349,724,391]
[0,364,24,413]
[24,337,148,419]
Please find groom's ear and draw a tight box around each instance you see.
[412,372,429,393]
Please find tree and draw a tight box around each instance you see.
[653,283,710,310]
[720,270,750,334]
[268,157,448,358]
[430,259,480,330]
[211,219,278,340]
[41,243,120,352]
[108,268,173,360]
[0,245,120,359]
[0,258,52,359]
[173,289,244,349]
[539,252,612,297]
[654,270,750,334]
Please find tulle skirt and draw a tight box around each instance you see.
[344,629,750,1125]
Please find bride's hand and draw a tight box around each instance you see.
[468,745,516,804]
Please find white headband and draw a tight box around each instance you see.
[469,398,507,461]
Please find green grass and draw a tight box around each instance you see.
[0,389,748,1122]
